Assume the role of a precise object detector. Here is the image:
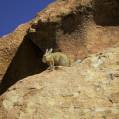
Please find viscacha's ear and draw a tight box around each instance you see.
[46,49,48,53]
[49,48,53,53]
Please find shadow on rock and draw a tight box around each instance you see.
[0,35,48,95]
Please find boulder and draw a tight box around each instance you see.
[0,46,119,119]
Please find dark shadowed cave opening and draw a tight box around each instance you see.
[30,21,58,51]
[0,35,48,95]
[0,21,59,95]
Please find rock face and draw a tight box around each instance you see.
[0,23,48,94]
[30,0,119,59]
[0,46,119,119]
[0,0,119,94]
[0,0,119,118]
[0,24,30,81]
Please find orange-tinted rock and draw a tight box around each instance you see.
[30,0,119,60]
[0,46,119,119]
[0,24,30,81]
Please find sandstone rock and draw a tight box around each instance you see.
[0,0,119,118]
[0,23,48,94]
[0,46,119,119]
[0,24,30,82]
[1,0,119,94]
[30,0,119,60]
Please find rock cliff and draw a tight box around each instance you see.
[0,46,119,119]
[0,0,119,118]
[30,0,119,59]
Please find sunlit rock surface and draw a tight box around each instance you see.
[0,46,119,119]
